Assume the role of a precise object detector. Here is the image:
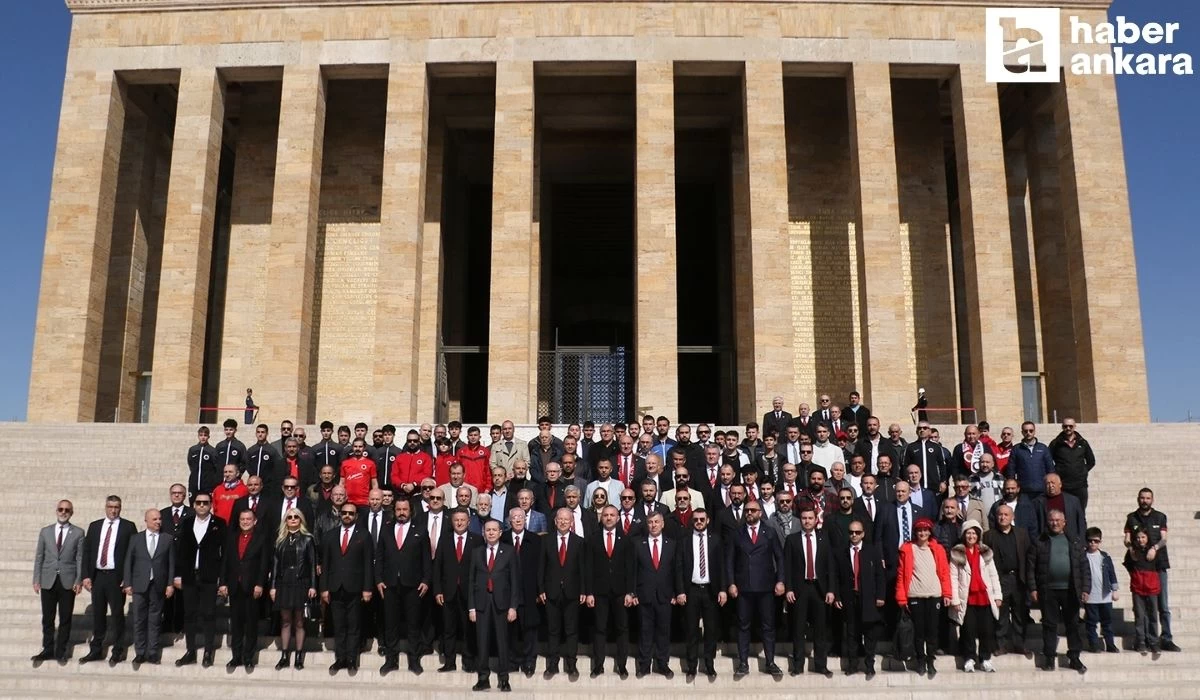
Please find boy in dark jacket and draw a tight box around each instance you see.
[1124,530,1162,656]
[1083,527,1119,653]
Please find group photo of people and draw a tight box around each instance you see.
[32,393,1178,691]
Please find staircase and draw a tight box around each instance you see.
[0,422,1195,698]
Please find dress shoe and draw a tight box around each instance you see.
[293,651,305,670]
[1068,657,1087,674]
[1088,640,1102,653]
[1162,641,1182,652]
[590,666,603,679]
[472,679,491,692]
[913,659,926,675]
[1105,641,1120,653]
[616,666,629,680]
[79,650,104,664]
[764,662,782,678]
[347,659,359,672]
[926,659,937,679]
[523,664,536,678]
[132,655,146,666]
[703,663,716,680]
[244,660,256,672]
[814,665,833,678]
[328,660,345,673]
[733,662,749,680]
[227,658,242,671]
[438,662,458,673]
[463,659,476,673]
[1134,642,1147,654]
[380,658,399,675]
[202,651,214,667]
[176,650,198,667]
[409,658,424,675]
[864,666,876,680]
[788,659,801,676]
[635,667,648,679]
[31,650,54,662]
[1040,657,1056,671]
[565,662,579,681]
[147,656,161,665]
[498,680,512,692]
[56,653,70,665]
[109,650,126,665]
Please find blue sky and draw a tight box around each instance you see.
[0,1,1196,422]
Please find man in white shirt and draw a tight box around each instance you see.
[810,425,843,471]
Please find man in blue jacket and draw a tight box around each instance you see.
[1008,422,1055,499]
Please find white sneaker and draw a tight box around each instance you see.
[963,659,975,673]
[981,659,996,673]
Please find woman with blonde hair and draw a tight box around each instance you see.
[950,519,1004,673]
[271,507,317,670]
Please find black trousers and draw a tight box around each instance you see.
[228,589,259,661]
[684,584,719,669]
[842,593,881,666]
[40,578,76,656]
[510,603,539,668]
[1040,588,1083,659]
[182,580,219,653]
[996,573,1028,648]
[441,593,477,665]
[162,583,186,632]
[476,603,510,682]
[591,592,629,669]
[381,583,423,660]
[1064,486,1088,512]
[329,589,362,663]
[545,596,580,667]
[637,600,672,670]
[961,605,996,662]
[790,582,829,668]
[89,570,125,653]
[908,597,940,663]
[736,591,777,663]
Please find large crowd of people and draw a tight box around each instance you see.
[32,393,1179,691]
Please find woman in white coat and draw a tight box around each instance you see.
[949,519,1003,672]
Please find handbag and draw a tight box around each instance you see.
[894,609,916,661]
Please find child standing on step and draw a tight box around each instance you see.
[1083,527,1120,653]
[1124,530,1161,657]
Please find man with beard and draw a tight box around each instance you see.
[373,498,431,676]
[795,468,837,529]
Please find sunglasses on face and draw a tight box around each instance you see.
[195,501,211,506]
[286,515,301,521]
[57,507,72,513]
[849,530,864,535]
[340,511,357,516]
[428,496,444,502]
[422,485,435,490]
[620,496,636,501]
[1088,538,1101,543]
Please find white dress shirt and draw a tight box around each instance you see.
[691,531,711,584]
[192,516,210,568]
[95,518,120,570]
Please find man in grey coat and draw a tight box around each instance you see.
[122,509,175,666]
[32,499,85,663]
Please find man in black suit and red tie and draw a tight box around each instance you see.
[539,507,591,680]
[587,504,631,678]
[626,511,682,679]
[726,499,785,680]
[375,497,431,675]
[319,503,374,673]
[468,520,521,692]
[432,509,482,673]
[762,396,793,444]
[501,508,542,677]
[159,484,192,633]
[783,506,836,677]
[832,519,886,679]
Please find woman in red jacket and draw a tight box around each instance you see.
[895,517,953,678]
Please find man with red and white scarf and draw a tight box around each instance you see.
[949,425,995,478]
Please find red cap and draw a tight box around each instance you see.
[913,517,935,532]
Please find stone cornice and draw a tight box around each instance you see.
[65,0,1114,15]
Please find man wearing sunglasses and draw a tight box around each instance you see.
[1048,419,1097,511]
[1008,422,1055,499]
[831,520,885,678]
[320,503,374,672]
[33,500,85,664]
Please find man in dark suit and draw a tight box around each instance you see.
[123,508,175,665]
[32,499,85,663]
[432,509,482,673]
[762,396,793,443]
[783,506,835,676]
[158,484,192,634]
[375,498,431,675]
[627,512,681,678]
[832,520,885,678]
[843,392,871,433]
[586,505,630,678]
[80,495,137,665]
[903,425,948,495]
[539,507,590,679]
[716,483,749,543]
[172,494,226,667]
[468,520,520,692]
[726,498,784,679]
[1033,474,1088,541]
[633,457,675,502]
[358,487,391,650]
[635,478,670,521]
[678,508,725,681]
[219,508,270,670]
[260,476,315,540]
[616,488,646,537]
[501,507,542,677]
[319,503,375,672]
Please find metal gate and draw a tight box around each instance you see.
[537,347,628,424]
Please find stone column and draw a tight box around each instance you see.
[486,61,538,422]
[261,65,327,422]
[634,61,679,420]
[373,62,429,423]
[148,68,226,423]
[28,70,127,422]
[741,61,793,418]
[1052,72,1149,423]
[950,65,1024,424]
[848,63,916,423]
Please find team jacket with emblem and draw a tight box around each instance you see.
[244,442,283,491]
[312,439,343,470]
[188,442,220,496]
[391,450,434,489]
[455,444,492,494]
[375,443,403,489]
[213,437,247,471]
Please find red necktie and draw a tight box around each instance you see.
[395,523,405,549]
[651,538,660,569]
[287,498,294,511]
[487,546,495,592]
[559,535,567,566]
[549,489,556,508]
[515,535,521,554]
[456,534,464,562]
[750,526,758,545]
[250,496,257,512]
[56,526,63,552]
[623,512,630,534]
[866,498,873,519]
[341,527,350,555]
[99,522,112,568]
[172,510,180,526]
[852,545,860,591]
[708,467,716,487]
[606,530,613,558]
[806,533,816,580]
